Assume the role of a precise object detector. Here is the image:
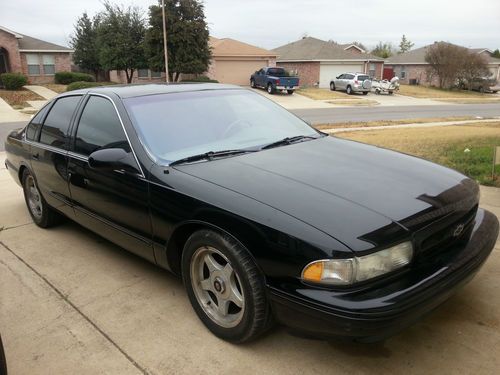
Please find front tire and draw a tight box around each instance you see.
[330,82,336,91]
[22,169,60,228]
[287,90,294,95]
[250,79,256,88]
[267,83,275,95]
[182,229,272,343]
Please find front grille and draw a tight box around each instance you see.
[414,205,478,261]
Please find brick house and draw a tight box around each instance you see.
[385,43,500,85]
[0,26,73,84]
[272,37,385,88]
[110,36,277,86]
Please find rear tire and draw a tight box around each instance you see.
[182,229,272,343]
[267,83,275,95]
[22,169,60,228]
[362,91,368,95]
[287,90,294,95]
[330,82,336,91]
[346,85,353,95]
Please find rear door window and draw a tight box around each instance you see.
[39,96,81,149]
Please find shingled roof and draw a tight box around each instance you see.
[0,25,71,52]
[209,37,276,57]
[387,43,500,64]
[272,37,383,62]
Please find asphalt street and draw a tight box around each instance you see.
[292,103,500,125]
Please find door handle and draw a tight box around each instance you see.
[32,153,39,160]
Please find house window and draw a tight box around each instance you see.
[369,63,376,78]
[138,69,149,78]
[42,55,55,75]
[26,54,40,75]
[400,66,406,79]
[150,70,161,78]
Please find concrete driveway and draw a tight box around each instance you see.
[1,151,499,375]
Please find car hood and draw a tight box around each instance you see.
[175,136,478,252]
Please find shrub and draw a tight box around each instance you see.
[66,81,115,91]
[0,73,28,90]
[55,71,95,84]
[181,75,218,83]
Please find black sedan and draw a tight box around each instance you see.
[4,84,499,343]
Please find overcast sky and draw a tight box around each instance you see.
[1,0,499,51]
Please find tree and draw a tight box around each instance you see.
[71,13,102,79]
[459,53,490,90]
[145,0,211,82]
[370,42,395,58]
[399,34,414,54]
[96,2,146,83]
[425,42,486,89]
[493,49,500,58]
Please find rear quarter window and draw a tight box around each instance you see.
[26,105,50,141]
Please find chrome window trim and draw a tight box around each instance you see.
[84,93,145,178]
[25,139,68,156]
[67,151,88,162]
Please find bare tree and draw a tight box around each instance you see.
[425,42,467,88]
[459,53,490,90]
[426,42,491,89]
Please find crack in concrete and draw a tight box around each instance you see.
[0,222,34,233]
[0,240,151,375]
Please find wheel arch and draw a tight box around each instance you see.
[166,217,268,280]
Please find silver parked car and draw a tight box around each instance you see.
[330,73,372,95]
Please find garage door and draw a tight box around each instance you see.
[319,63,364,88]
[215,60,268,86]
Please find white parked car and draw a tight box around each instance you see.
[330,73,372,95]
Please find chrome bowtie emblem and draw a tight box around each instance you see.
[453,224,465,237]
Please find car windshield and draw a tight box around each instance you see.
[123,89,319,163]
[357,75,370,81]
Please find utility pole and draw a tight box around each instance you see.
[161,0,169,83]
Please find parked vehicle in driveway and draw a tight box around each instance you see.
[464,77,500,93]
[250,67,299,94]
[4,84,499,344]
[372,77,400,95]
[330,72,372,95]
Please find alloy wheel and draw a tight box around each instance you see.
[26,175,43,220]
[190,246,245,328]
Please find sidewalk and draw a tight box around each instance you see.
[325,118,500,134]
[0,98,31,122]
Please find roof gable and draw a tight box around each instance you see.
[272,37,382,62]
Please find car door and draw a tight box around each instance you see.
[67,94,154,262]
[255,69,265,86]
[333,74,342,89]
[29,95,83,218]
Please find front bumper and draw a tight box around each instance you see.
[268,208,499,342]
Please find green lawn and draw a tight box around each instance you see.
[337,122,500,187]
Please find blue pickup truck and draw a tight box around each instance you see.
[250,67,300,95]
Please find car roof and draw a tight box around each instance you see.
[66,83,243,99]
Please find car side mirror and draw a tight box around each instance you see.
[88,148,140,174]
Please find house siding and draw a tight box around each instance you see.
[277,62,320,87]
[386,64,439,85]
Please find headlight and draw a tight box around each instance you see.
[301,242,413,285]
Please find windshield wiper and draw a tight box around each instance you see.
[261,135,318,150]
[169,149,256,166]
